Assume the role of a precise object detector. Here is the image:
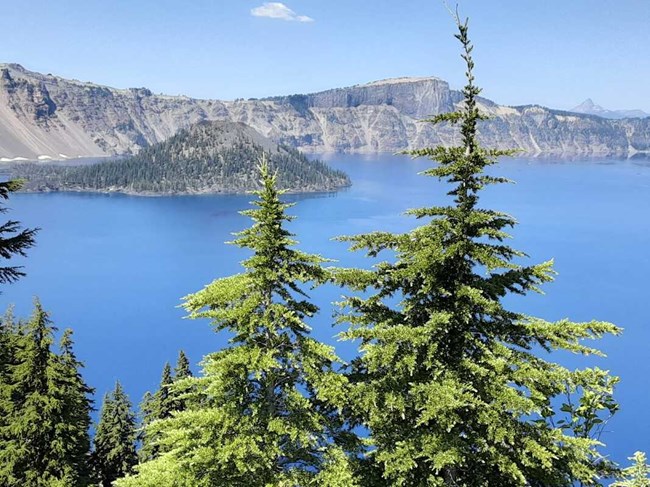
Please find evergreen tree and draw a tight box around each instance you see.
[0,179,38,285]
[139,362,174,461]
[0,300,93,486]
[334,15,621,486]
[138,391,156,462]
[0,300,54,486]
[0,306,19,395]
[116,160,357,486]
[613,452,650,487]
[174,350,192,381]
[154,362,174,421]
[171,350,192,412]
[93,381,138,487]
[54,329,94,485]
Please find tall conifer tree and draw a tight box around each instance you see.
[0,301,93,486]
[334,14,621,486]
[174,350,192,381]
[0,300,55,485]
[0,306,19,419]
[117,159,357,486]
[171,350,192,412]
[54,329,94,485]
[139,362,174,461]
[155,362,174,421]
[93,381,138,486]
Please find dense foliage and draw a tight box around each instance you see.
[333,16,621,486]
[116,159,358,486]
[11,121,350,195]
[92,381,138,486]
[0,300,93,486]
[139,352,193,462]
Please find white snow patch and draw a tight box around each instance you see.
[0,156,29,162]
[38,155,53,160]
[58,153,70,159]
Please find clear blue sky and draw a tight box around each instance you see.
[2,0,649,111]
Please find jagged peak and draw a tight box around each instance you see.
[572,98,603,112]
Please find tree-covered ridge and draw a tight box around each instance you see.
[11,121,351,195]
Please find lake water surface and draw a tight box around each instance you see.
[4,153,650,465]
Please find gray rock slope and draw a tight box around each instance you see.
[1,63,648,159]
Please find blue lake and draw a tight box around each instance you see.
[3,153,650,466]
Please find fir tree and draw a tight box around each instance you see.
[0,300,93,486]
[155,362,174,421]
[0,300,55,486]
[174,350,192,381]
[54,329,94,485]
[138,391,156,462]
[116,159,357,486]
[171,350,192,412]
[0,306,19,394]
[334,14,621,487]
[0,179,38,286]
[139,362,174,461]
[93,381,138,487]
[613,452,650,487]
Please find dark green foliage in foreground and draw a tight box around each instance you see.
[12,121,350,195]
[0,300,94,486]
[93,381,138,487]
[0,179,38,286]
[116,160,358,486]
[333,17,621,486]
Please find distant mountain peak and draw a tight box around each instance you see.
[570,99,648,119]
[575,98,596,109]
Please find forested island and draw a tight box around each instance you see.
[9,121,350,195]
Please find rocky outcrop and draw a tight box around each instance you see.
[0,63,648,160]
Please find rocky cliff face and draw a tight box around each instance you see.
[0,63,648,160]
